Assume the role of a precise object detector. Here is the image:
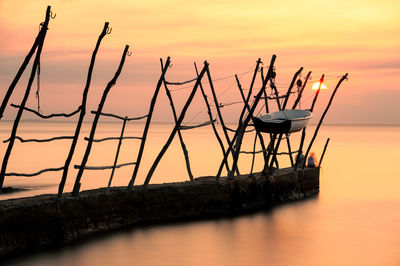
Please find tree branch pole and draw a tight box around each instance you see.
[143,62,208,186]
[108,117,128,188]
[295,74,323,170]
[0,6,51,190]
[0,6,52,120]
[58,22,110,197]
[292,71,311,109]
[267,67,303,170]
[302,74,348,169]
[319,138,330,167]
[206,66,240,176]
[260,67,270,113]
[161,59,194,181]
[216,55,276,179]
[72,45,129,196]
[225,59,262,177]
[194,63,231,174]
[235,74,268,172]
[128,57,171,188]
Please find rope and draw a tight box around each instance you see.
[180,119,216,130]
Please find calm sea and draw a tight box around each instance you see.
[1,121,399,266]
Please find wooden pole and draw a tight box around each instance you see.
[58,22,110,197]
[0,6,51,190]
[294,74,324,171]
[302,74,348,169]
[206,66,239,176]
[319,138,330,167]
[310,75,325,112]
[143,62,208,186]
[72,45,129,196]
[268,68,303,169]
[235,74,268,171]
[160,59,194,181]
[216,55,276,178]
[0,6,48,120]
[108,117,128,187]
[194,63,231,174]
[128,57,171,188]
[292,71,311,109]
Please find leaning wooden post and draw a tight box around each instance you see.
[302,74,348,169]
[72,45,129,196]
[108,117,128,187]
[143,63,208,186]
[216,55,276,178]
[206,66,240,176]
[0,7,51,190]
[292,71,311,109]
[318,138,330,167]
[235,74,268,169]
[0,6,51,119]
[294,74,323,171]
[58,22,110,197]
[268,67,303,169]
[310,75,325,112]
[194,63,231,174]
[128,57,171,188]
[161,59,194,181]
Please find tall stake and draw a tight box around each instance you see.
[72,45,129,196]
[319,138,330,167]
[128,57,171,188]
[216,55,276,178]
[108,117,128,187]
[302,74,348,169]
[143,62,208,186]
[161,59,193,181]
[195,63,231,174]
[235,74,268,171]
[58,22,110,197]
[0,9,47,119]
[0,6,51,190]
[294,74,323,170]
[206,66,239,176]
[268,67,303,169]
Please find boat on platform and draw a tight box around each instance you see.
[252,109,312,134]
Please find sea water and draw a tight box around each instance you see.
[1,121,399,266]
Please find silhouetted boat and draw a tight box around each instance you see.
[252,109,312,134]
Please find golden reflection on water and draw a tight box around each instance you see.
[1,122,400,266]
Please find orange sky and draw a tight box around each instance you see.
[0,0,399,124]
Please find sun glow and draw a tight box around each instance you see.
[312,82,328,90]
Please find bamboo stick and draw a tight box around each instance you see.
[91,110,147,121]
[292,71,311,109]
[128,57,171,188]
[84,136,142,142]
[72,45,129,196]
[161,59,194,181]
[143,63,208,186]
[302,74,348,169]
[4,136,73,143]
[108,117,128,187]
[194,63,231,174]
[58,22,110,197]
[0,7,51,190]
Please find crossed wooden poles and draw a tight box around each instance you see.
[0,6,349,196]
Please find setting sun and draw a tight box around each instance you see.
[312,82,328,90]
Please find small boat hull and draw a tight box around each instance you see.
[252,110,312,134]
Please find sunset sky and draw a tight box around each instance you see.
[0,0,399,124]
